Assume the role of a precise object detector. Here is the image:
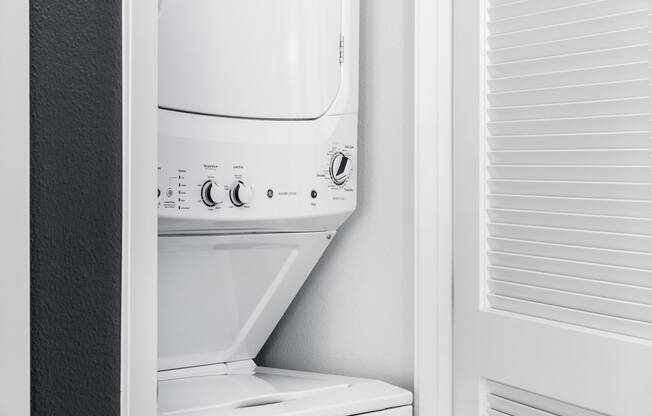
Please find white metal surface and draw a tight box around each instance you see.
[158,232,334,370]
[155,2,411,416]
[158,367,412,416]
[157,110,357,234]
[159,0,343,120]
[0,1,29,415]
[157,0,360,365]
[453,0,652,415]
[157,0,359,234]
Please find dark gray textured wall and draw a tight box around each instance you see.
[30,1,122,415]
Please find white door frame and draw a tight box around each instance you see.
[413,0,453,415]
[120,0,158,415]
[0,1,30,415]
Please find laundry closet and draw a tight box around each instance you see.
[155,1,415,415]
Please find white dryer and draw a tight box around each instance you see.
[157,1,413,415]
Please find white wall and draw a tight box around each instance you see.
[259,0,415,391]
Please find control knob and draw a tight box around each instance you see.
[230,180,254,207]
[329,152,352,186]
[201,180,225,207]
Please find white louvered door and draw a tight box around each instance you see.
[454,0,652,415]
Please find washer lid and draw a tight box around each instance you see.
[158,367,413,416]
[159,0,343,120]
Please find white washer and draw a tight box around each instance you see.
[157,232,412,415]
[157,1,413,414]
[158,366,412,416]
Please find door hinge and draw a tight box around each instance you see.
[339,35,345,64]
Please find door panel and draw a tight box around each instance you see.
[454,1,652,414]
[159,0,342,120]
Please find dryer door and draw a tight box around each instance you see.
[159,0,343,120]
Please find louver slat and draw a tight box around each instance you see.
[489,11,648,49]
[488,180,650,199]
[490,394,571,416]
[489,252,652,287]
[489,0,598,21]
[489,280,652,322]
[488,45,647,78]
[488,1,647,35]
[489,223,652,252]
[489,63,648,93]
[489,132,650,149]
[489,195,652,218]
[487,209,652,234]
[488,81,648,106]
[486,380,611,416]
[489,166,651,182]
[489,149,649,161]
[485,0,652,339]
[489,266,652,304]
[488,98,648,121]
[490,294,652,339]
[489,28,647,64]
[489,237,652,271]
[488,115,648,135]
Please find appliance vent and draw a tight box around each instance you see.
[485,0,652,338]
[486,380,608,416]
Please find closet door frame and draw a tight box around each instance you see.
[121,0,158,415]
[413,0,453,415]
[0,1,30,415]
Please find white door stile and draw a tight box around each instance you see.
[121,0,158,415]
[414,0,453,415]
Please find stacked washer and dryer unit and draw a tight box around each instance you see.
[156,1,413,415]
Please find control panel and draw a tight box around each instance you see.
[158,110,357,234]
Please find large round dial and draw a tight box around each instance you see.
[201,180,225,207]
[329,152,352,186]
[230,180,254,207]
